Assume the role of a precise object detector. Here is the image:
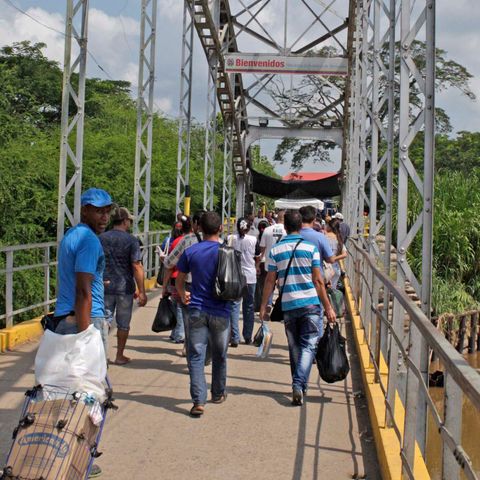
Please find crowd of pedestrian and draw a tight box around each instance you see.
[53,187,350,426]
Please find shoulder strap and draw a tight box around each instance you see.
[278,239,303,300]
[195,232,202,243]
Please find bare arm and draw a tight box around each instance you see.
[312,267,336,323]
[75,272,93,332]
[175,271,191,305]
[259,271,277,321]
[132,261,147,306]
[162,266,174,297]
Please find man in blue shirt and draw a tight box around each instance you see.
[55,188,113,354]
[299,205,337,268]
[176,211,231,417]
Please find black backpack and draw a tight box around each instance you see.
[213,242,247,301]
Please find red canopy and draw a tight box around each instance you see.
[282,172,338,181]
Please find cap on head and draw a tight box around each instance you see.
[333,212,344,220]
[81,188,112,208]
[112,206,134,223]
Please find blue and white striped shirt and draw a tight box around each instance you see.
[266,234,320,312]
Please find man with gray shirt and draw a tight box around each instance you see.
[100,207,147,365]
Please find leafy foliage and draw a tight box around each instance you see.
[0,41,278,325]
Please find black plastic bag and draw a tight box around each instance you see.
[152,297,177,332]
[213,244,247,301]
[253,323,264,347]
[316,323,350,383]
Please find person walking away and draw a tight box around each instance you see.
[176,212,231,416]
[299,205,341,274]
[163,211,205,353]
[260,211,336,406]
[333,212,350,244]
[100,207,147,366]
[324,218,347,289]
[228,218,258,346]
[259,210,286,315]
[54,187,113,478]
[162,215,193,343]
[254,220,270,312]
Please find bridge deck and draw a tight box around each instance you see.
[0,293,379,480]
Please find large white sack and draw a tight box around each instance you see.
[35,324,107,401]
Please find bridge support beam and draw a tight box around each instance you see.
[133,0,158,240]
[202,0,220,211]
[176,0,195,215]
[222,121,233,234]
[57,0,89,241]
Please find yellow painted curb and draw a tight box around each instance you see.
[0,317,44,352]
[344,276,430,480]
[144,277,158,291]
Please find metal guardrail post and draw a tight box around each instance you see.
[402,321,425,474]
[442,372,463,479]
[43,246,50,315]
[386,296,403,427]
[5,251,13,328]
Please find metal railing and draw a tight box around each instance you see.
[0,230,168,329]
[346,239,480,479]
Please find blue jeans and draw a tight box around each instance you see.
[55,316,109,354]
[283,305,323,393]
[170,298,185,342]
[104,294,134,331]
[186,309,230,405]
[230,283,256,343]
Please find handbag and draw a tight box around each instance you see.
[270,240,303,322]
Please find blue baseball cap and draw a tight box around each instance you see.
[80,188,113,207]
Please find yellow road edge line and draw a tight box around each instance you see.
[344,276,430,480]
[0,317,43,353]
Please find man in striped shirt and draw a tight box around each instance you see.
[260,211,336,406]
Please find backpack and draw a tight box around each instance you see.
[213,240,247,301]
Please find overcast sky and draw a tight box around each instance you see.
[0,0,478,175]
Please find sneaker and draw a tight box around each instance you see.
[244,338,252,345]
[292,389,303,406]
[230,341,239,348]
[88,464,102,478]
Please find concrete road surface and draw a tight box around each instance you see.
[0,291,380,480]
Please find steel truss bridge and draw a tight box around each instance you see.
[1,1,480,479]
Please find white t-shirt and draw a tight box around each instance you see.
[228,234,257,284]
[260,223,286,261]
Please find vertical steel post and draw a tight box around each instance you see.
[133,0,158,246]
[57,0,89,241]
[397,0,436,463]
[203,68,218,210]
[176,0,195,215]
[235,174,246,218]
[222,121,233,234]
[203,0,220,211]
[43,246,50,315]
[5,251,13,328]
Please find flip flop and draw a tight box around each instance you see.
[113,358,131,366]
[189,405,205,417]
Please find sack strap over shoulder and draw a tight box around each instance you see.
[278,239,303,301]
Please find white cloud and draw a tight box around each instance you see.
[158,0,183,22]
[0,7,64,63]
[154,96,173,114]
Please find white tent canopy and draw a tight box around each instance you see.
[274,198,324,210]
